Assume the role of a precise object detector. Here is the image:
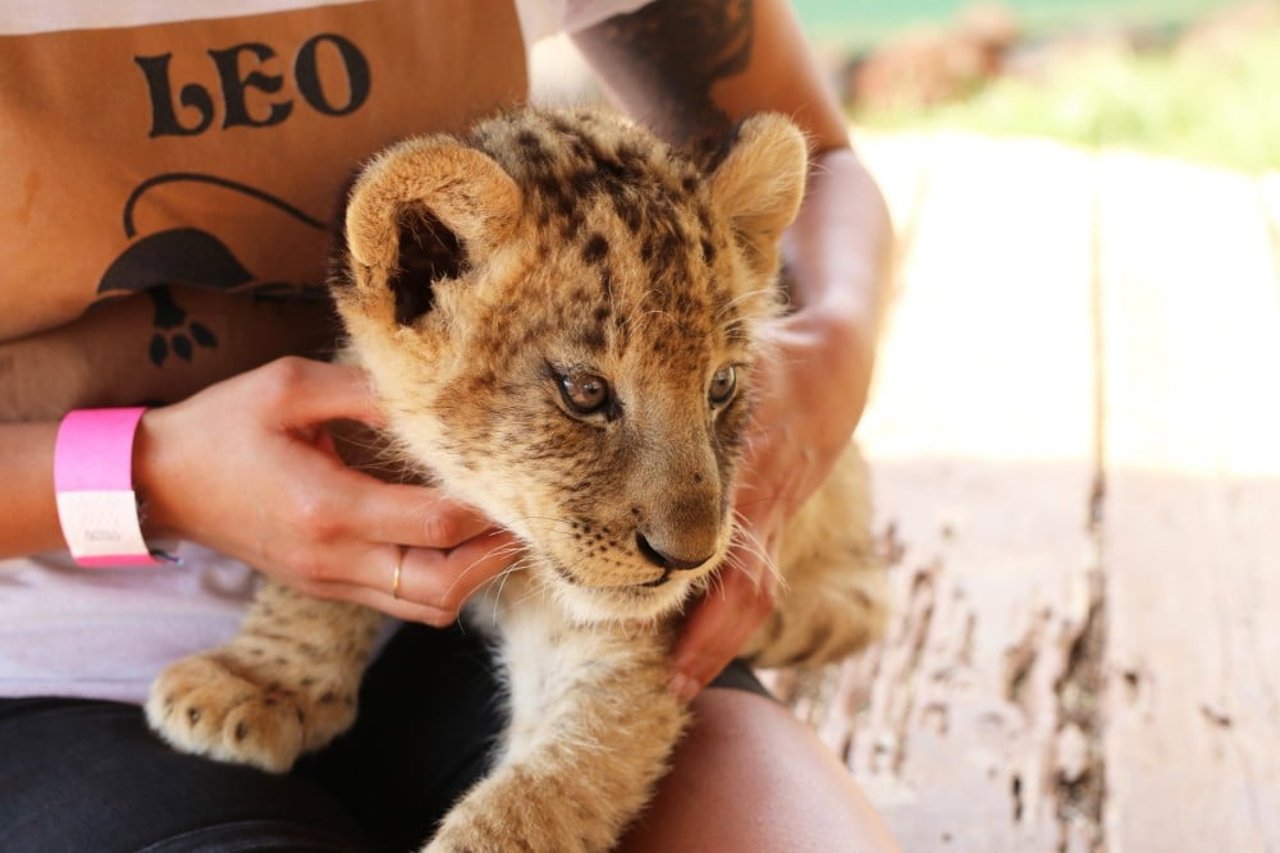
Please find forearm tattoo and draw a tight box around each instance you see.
[589,0,755,144]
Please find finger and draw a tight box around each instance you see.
[305,526,515,590]
[265,358,387,429]
[311,530,521,624]
[339,478,498,549]
[330,529,521,608]
[398,529,524,612]
[669,564,774,703]
[312,579,461,627]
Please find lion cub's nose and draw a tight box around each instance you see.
[635,532,713,572]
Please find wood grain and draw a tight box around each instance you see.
[807,134,1102,851]
[1098,151,1280,852]
[772,137,1280,852]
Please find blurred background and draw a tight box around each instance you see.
[535,4,1280,851]
[815,0,1279,173]
[536,0,1280,173]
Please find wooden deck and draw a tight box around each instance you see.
[771,133,1280,852]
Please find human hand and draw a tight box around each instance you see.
[135,356,520,625]
[668,311,874,702]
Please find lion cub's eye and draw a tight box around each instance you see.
[709,365,737,406]
[559,371,610,415]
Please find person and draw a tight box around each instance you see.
[0,0,898,849]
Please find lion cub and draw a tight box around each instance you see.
[147,108,887,852]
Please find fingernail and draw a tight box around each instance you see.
[667,672,699,704]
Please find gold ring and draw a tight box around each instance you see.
[391,546,405,600]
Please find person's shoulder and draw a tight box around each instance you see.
[514,0,657,45]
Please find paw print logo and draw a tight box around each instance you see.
[94,172,328,367]
[148,286,218,366]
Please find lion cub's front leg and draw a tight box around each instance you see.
[429,597,686,853]
[146,580,382,773]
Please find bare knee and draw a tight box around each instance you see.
[618,687,899,852]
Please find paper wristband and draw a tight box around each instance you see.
[54,407,161,567]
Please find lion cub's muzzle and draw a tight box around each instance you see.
[542,513,731,622]
[629,486,724,583]
[634,531,714,576]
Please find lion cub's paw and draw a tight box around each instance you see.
[423,770,609,853]
[145,651,357,773]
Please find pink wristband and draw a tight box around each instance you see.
[54,407,161,567]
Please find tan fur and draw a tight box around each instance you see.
[147,107,888,852]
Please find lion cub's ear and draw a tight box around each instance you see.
[707,114,809,278]
[338,136,523,326]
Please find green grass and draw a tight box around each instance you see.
[853,25,1280,173]
[796,0,1235,49]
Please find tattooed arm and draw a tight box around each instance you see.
[575,0,893,695]
[572,0,756,144]
[573,0,851,149]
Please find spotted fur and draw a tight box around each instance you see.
[147,107,887,852]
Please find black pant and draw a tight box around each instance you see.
[0,623,765,853]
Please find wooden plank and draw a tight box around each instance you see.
[1098,151,1280,852]
[796,134,1102,851]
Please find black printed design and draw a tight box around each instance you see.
[100,227,254,294]
[96,172,327,366]
[136,34,371,138]
[146,286,218,366]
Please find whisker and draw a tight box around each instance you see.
[443,542,529,601]
[728,510,785,591]
[713,285,778,322]
[489,555,532,621]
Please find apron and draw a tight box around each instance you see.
[0,0,527,418]
[0,0,527,702]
